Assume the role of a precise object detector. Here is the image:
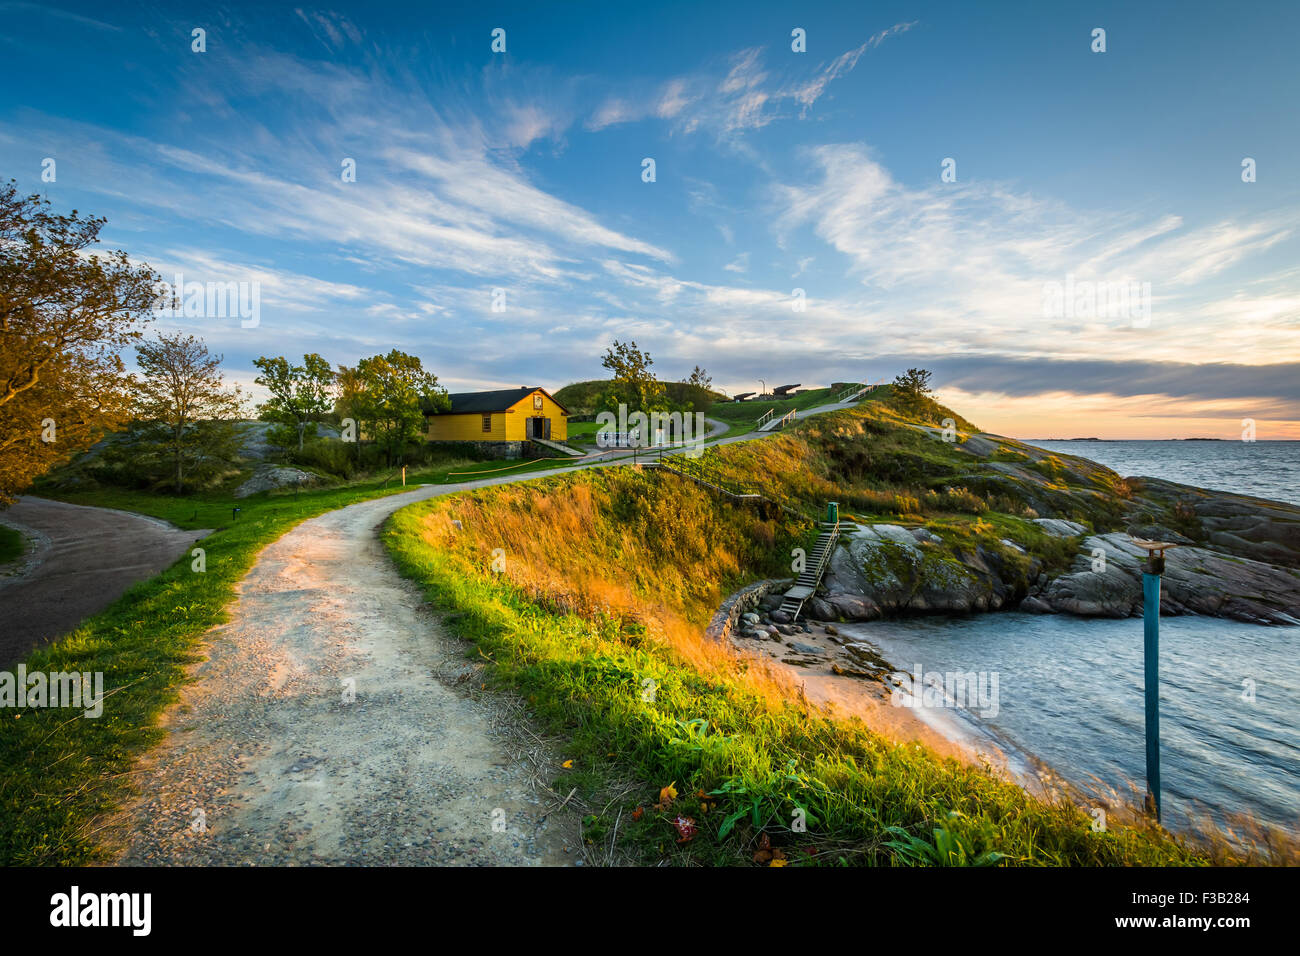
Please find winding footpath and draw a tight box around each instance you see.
[42,397,867,865]
[107,475,590,866]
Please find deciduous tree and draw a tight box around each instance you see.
[253,353,335,450]
[346,350,448,466]
[0,182,158,504]
[600,339,665,414]
[893,368,933,396]
[131,332,244,493]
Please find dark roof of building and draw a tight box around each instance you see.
[422,387,568,416]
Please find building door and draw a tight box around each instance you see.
[531,417,549,439]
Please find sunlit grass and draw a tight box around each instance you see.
[384,463,1228,866]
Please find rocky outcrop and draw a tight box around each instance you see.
[1130,477,1300,569]
[234,464,318,499]
[817,523,1043,618]
[1030,518,1088,537]
[803,516,1299,627]
[1024,532,1300,625]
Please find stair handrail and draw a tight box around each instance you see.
[834,383,866,402]
[779,511,842,622]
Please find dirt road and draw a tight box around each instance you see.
[0,497,209,669]
[108,482,588,866]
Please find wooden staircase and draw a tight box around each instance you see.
[778,515,841,622]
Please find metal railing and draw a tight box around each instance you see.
[779,512,841,621]
[835,383,870,403]
[648,454,822,525]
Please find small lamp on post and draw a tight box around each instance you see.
[1131,537,1178,823]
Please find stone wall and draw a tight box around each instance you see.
[427,440,530,460]
[704,577,793,642]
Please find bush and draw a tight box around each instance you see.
[929,486,989,514]
[290,438,363,479]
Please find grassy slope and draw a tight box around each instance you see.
[554,378,725,417]
[0,454,575,865]
[384,403,1226,866]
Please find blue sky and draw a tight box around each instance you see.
[3,0,1298,437]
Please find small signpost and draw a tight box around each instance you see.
[1131,537,1178,823]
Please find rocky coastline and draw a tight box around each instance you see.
[727,440,1300,630]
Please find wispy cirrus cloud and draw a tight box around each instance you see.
[789,21,917,114]
[586,25,913,136]
[772,143,1300,367]
[2,3,1296,437]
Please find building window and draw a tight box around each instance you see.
[533,393,543,410]
[481,414,492,432]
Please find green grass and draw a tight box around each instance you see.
[0,524,24,566]
[564,420,604,445]
[709,386,840,425]
[0,392,1260,866]
[554,379,726,417]
[383,465,1226,867]
[0,454,574,866]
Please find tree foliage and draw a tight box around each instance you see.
[600,339,665,414]
[253,353,335,450]
[129,333,245,493]
[682,365,712,390]
[0,182,158,504]
[893,368,934,396]
[339,350,448,466]
[677,365,715,414]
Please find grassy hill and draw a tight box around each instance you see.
[554,379,725,416]
[384,389,1249,866]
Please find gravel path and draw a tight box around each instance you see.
[0,497,209,669]
[107,484,589,866]
[102,403,875,866]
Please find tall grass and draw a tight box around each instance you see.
[385,464,1223,865]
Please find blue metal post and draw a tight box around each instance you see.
[1142,567,1161,822]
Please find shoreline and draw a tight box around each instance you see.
[834,621,1051,795]
[725,612,1052,796]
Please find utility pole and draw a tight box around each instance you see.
[1132,538,1177,823]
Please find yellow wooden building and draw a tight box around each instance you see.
[424,386,569,444]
